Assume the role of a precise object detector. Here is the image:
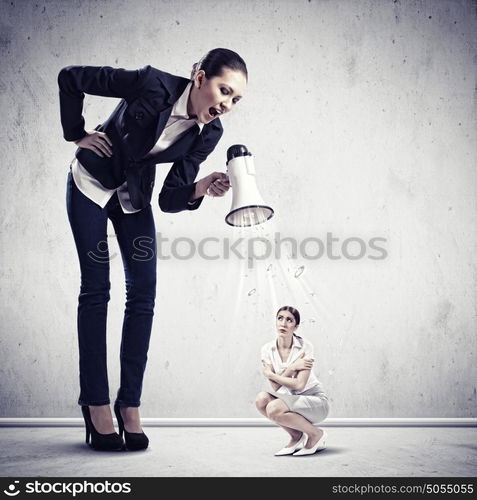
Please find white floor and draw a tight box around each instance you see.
[0,426,476,477]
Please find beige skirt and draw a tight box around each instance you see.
[267,386,330,424]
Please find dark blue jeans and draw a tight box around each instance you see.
[66,170,156,407]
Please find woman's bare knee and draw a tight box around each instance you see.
[266,399,287,420]
[255,391,272,410]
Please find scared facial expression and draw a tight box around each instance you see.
[188,68,247,124]
[276,310,298,337]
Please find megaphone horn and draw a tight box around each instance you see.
[225,144,274,227]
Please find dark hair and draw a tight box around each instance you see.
[191,48,248,81]
[276,306,301,326]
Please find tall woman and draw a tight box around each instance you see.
[59,48,247,451]
[256,306,330,456]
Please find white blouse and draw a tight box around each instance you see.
[260,334,325,395]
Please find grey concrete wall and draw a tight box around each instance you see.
[0,0,475,418]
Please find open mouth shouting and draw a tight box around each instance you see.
[208,106,222,120]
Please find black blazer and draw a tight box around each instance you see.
[58,65,223,212]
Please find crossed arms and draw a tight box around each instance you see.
[261,353,314,393]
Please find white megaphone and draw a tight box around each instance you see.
[225,144,274,227]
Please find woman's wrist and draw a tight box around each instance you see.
[193,177,212,200]
[268,372,278,382]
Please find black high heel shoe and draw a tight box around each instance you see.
[81,406,124,451]
[114,403,149,451]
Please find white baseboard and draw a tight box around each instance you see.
[0,418,475,427]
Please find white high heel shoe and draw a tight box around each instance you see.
[274,433,307,456]
[293,430,328,456]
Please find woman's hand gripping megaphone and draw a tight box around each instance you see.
[195,171,230,198]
